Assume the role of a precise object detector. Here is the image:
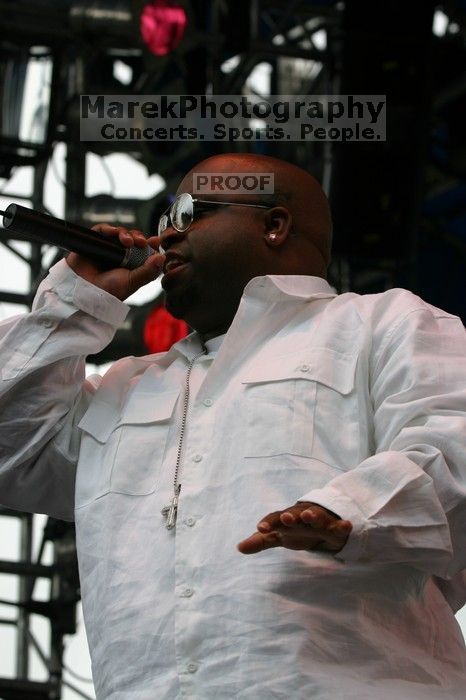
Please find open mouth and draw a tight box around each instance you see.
[161,260,189,283]
[164,259,185,273]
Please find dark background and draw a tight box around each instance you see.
[0,3,465,697]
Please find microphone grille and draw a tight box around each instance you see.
[123,245,156,270]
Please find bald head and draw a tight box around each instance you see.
[179,153,333,275]
[160,153,333,339]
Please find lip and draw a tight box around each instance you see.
[161,261,189,283]
[162,250,189,275]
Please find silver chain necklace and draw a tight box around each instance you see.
[161,347,207,529]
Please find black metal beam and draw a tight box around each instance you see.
[0,560,55,579]
[0,677,58,700]
[0,290,32,305]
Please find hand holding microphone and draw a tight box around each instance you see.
[0,204,166,301]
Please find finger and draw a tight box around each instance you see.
[330,519,352,536]
[314,520,352,551]
[117,227,138,247]
[126,251,165,293]
[257,503,340,533]
[279,511,297,526]
[276,515,352,546]
[272,527,325,551]
[91,223,120,235]
[127,229,150,247]
[256,510,289,532]
[90,224,133,246]
[259,504,314,531]
[237,530,282,555]
[94,226,142,248]
[271,523,349,552]
[91,224,157,250]
[146,234,162,248]
[300,507,334,529]
[278,503,322,526]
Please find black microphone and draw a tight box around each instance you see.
[0,203,156,270]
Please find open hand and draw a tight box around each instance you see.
[237,502,352,555]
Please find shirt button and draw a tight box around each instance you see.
[41,318,54,328]
[185,517,196,527]
[203,398,213,406]
[181,588,194,597]
[187,663,198,673]
[193,454,203,463]
[300,364,310,372]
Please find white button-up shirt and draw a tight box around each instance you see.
[0,260,466,699]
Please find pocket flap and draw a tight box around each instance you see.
[119,390,180,425]
[241,348,357,395]
[78,390,180,441]
[78,401,120,442]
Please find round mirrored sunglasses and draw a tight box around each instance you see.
[158,192,271,238]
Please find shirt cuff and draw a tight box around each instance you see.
[297,487,371,563]
[48,259,129,327]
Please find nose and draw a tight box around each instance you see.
[159,225,188,254]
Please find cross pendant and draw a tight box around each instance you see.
[161,487,180,529]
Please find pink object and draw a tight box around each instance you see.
[140,1,187,56]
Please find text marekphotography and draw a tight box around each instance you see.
[80,95,386,142]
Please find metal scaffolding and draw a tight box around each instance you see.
[0,510,86,699]
[0,1,464,697]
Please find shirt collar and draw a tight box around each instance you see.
[204,334,226,354]
[159,331,219,364]
[243,274,337,302]
[160,274,338,363]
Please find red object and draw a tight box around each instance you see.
[143,305,189,353]
[140,1,187,56]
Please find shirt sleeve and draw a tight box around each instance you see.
[0,259,129,520]
[298,305,466,580]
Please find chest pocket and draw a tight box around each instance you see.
[75,390,180,507]
[241,349,357,460]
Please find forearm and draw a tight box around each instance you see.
[0,259,128,516]
[299,446,462,576]
[300,309,466,578]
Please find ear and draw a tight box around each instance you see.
[263,207,293,247]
